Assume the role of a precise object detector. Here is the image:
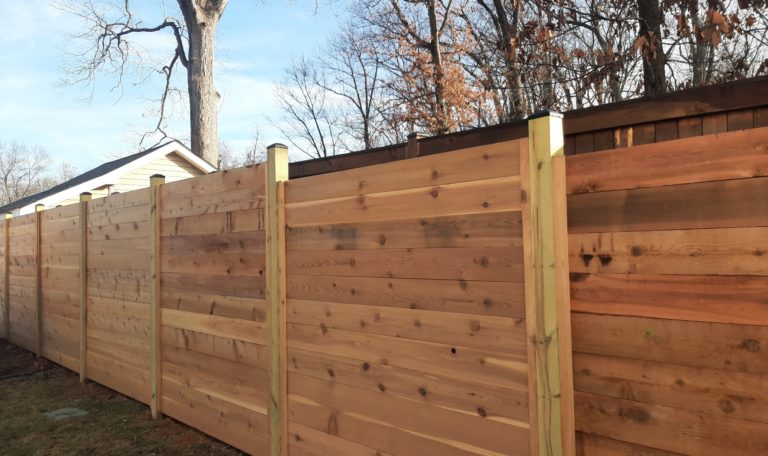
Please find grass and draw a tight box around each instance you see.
[0,340,244,456]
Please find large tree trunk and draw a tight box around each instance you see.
[178,0,227,167]
[492,0,527,120]
[638,0,666,96]
[427,0,449,135]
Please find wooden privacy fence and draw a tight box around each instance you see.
[2,114,768,456]
[0,113,575,456]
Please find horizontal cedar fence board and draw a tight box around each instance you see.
[567,176,768,233]
[287,323,528,390]
[162,326,268,369]
[287,299,526,353]
[286,246,523,282]
[286,347,529,424]
[285,139,521,204]
[566,126,768,194]
[569,227,768,276]
[576,433,683,456]
[286,211,522,251]
[572,312,768,375]
[574,391,768,455]
[287,421,395,456]
[287,274,526,318]
[570,273,768,326]
[160,208,263,237]
[286,176,520,227]
[573,352,768,424]
[288,373,530,456]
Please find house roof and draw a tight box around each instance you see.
[0,140,216,214]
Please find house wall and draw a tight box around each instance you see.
[54,153,205,207]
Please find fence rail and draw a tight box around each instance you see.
[3,114,768,456]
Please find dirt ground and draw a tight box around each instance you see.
[0,339,244,456]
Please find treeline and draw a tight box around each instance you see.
[273,0,768,158]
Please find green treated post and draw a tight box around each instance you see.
[3,212,11,341]
[523,111,575,456]
[149,174,165,419]
[35,204,44,357]
[266,144,289,456]
[79,192,92,383]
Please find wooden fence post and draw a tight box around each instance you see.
[79,192,91,383]
[35,204,44,357]
[405,132,425,158]
[522,111,575,456]
[3,212,11,340]
[149,174,165,419]
[266,144,289,456]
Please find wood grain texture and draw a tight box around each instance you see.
[569,227,768,276]
[566,127,768,194]
[575,391,768,455]
[567,176,768,233]
[570,273,768,325]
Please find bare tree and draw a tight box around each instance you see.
[218,130,266,170]
[0,142,52,206]
[60,0,228,165]
[318,23,385,150]
[272,57,346,159]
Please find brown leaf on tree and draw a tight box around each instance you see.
[632,36,647,56]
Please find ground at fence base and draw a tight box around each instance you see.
[0,339,244,456]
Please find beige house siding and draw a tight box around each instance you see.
[55,153,205,207]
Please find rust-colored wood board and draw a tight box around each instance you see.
[571,313,768,375]
[570,273,768,325]
[569,227,768,276]
[653,120,678,142]
[574,391,768,455]
[727,109,754,131]
[702,113,728,135]
[567,177,768,233]
[573,133,595,154]
[592,130,613,151]
[573,352,768,424]
[576,433,683,456]
[677,116,702,138]
[566,126,768,194]
[631,123,655,145]
[755,107,768,127]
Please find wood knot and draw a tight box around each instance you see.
[718,398,736,414]
[619,407,650,423]
[741,339,761,352]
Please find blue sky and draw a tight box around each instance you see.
[0,0,345,171]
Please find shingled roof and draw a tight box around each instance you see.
[0,141,216,215]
